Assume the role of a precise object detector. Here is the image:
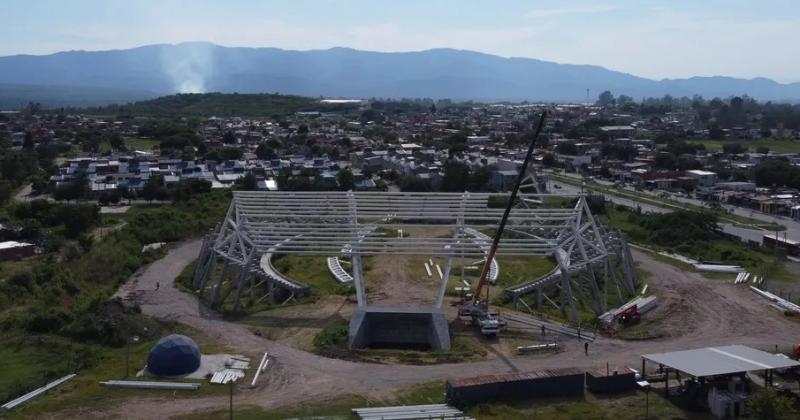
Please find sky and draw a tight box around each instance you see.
[2,0,799,82]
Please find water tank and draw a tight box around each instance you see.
[147,334,201,376]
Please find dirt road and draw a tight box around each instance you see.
[96,241,800,419]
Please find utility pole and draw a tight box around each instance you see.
[229,380,234,420]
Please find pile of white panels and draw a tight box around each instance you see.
[210,369,245,384]
[99,380,199,390]
[353,404,473,420]
[734,272,750,284]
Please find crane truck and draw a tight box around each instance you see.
[458,111,548,337]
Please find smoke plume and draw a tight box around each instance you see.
[160,42,214,93]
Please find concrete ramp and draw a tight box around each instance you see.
[348,306,451,351]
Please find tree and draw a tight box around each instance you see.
[617,94,634,106]
[441,160,470,192]
[109,133,125,151]
[722,143,746,155]
[748,388,797,420]
[142,174,165,202]
[754,159,800,188]
[222,131,236,144]
[336,167,356,191]
[234,173,258,191]
[255,143,276,160]
[22,131,35,149]
[219,147,243,160]
[597,90,615,107]
[556,143,578,155]
[60,204,100,238]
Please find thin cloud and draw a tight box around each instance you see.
[526,4,619,18]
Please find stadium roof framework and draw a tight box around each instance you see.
[192,190,636,324]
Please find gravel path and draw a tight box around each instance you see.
[96,241,800,419]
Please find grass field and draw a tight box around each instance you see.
[97,137,161,152]
[602,207,796,283]
[182,381,706,420]
[5,326,232,418]
[687,138,800,154]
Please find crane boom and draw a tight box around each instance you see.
[472,111,548,308]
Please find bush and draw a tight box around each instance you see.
[313,324,348,352]
[25,308,73,333]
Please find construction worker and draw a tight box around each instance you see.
[156,282,160,291]
[584,341,589,356]
[541,325,546,336]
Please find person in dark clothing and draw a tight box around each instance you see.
[156,282,160,290]
[584,341,589,355]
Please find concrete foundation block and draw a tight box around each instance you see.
[348,306,451,351]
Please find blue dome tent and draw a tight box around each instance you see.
[147,334,201,376]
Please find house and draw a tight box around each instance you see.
[491,170,518,191]
[685,170,717,189]
[0,241,35,261]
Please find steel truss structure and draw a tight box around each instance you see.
[193,190,636,324]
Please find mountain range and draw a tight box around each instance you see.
[1,42,799,107]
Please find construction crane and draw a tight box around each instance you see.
[459,111,548,336]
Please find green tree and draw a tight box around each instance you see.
[235,173,258,191]
[441,160,470,192]
[722,143,746,155]
[142,174,165,202]
[748,388,797,420]
[597,90,616,107]
[255,143,276,160]
[108,133,125,151]
[219,147,243,160]
[336,167,356,191]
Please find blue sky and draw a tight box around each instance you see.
[2,0,799,82]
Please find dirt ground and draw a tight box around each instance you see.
[60,240,800,419]
[364,255,441,307]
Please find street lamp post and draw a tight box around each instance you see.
[125,335,140,378]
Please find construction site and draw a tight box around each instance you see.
[7,119,800,419]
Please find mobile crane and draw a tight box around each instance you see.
[458,111,548,336]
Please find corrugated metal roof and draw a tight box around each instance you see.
[449,368,583,387]
[643,345,800,377]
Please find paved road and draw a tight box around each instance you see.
[551,171,800,242]
[88,239,800,419]
[552,180,769,244]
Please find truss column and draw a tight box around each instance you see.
[233,260,250,312]
[589,266,605,314]
[555,249,579,326]
[198,253,217,297]
[192,236,211,288]
[211,259,229,306]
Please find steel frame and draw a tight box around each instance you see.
[193,190,632,321]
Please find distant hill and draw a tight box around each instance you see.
[1,42,799,106]
[0,83,158,109]
[81,92,349,117]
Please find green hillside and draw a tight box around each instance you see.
[80,92,358,117]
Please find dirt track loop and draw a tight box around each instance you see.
[97,240,800,419]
